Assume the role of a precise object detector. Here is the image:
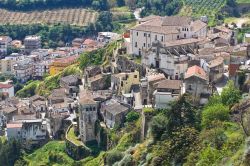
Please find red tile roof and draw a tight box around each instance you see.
[7,123,22,128]
[185,65,208,80]
[83,39,97,46]
[0,83,13,89]
[54,55,79,64]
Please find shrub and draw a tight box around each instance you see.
[202,104,230,128]
[126,111,140,123]
[105,150,124,166]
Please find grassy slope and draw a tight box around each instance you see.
[37,64,82,96]
[24,141,75,166]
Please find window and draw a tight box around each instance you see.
[143,43,146,47]
[161,36,163,42]
[135,42,137,47]
[177,35,179,39]
[144,33,146,37]
[121,81,123,87]
[188,84,192,90]
[184,34,186,38]
[148,34,150,37]
[136,32,138,36]
[155,35,157,40]
[134,75,137,78]
[148,44,150,47]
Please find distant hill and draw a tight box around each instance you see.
[0,8,98,26]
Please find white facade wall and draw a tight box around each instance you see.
[14,64,34,82]
[131,30,179,55]
[131,21,207,55]
[34,63,49,77]
[194,27,207,37]
[22,123,47,141]
[154,92,179,109]
[0,37,12,55]
[6,127,22,140]
[106,119,115,128]
[180,26,193,38]
[0,86,14,97]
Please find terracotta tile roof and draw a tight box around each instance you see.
[0,83,13,89]
[7,123,22,128]
[147,73,166,82]
[54,55,79,64]
[185,65,208,80]
[214,26,232,34]
[32,100,46,107]
[83,39,97,46]
[79,90,96,105]
[2,106,17,114]
[104,102,129,115]
[208,57,224,68]
[162,16,192,26]
[139,15,161,23]
[192,20,207,32]
[131,24,179,35]
[164,38,204,47]
[156,79,182,90]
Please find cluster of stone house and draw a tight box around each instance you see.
[0,75,81,146]
[0,32,120,83]
[121,15,249,108]
[1,15,250,152]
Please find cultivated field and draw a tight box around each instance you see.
[179,0,227,26]
[0,8,98,26]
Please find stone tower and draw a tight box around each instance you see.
[78,92,98,143]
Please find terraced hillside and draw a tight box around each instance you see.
[179,0,227,25]
[0,8,98,26]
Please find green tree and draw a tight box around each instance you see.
[196,146,223,166]
[125,111,140,123]
[150,114,169,141]
[202,103,229,128]
[152,127,199,165]
[221,80,241,107]
[166,94,197,133]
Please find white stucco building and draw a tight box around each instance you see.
[153,79,183,109]
[0,36,12,56]
[6,119,47,143]
[34,60,52,78]
[0,83,14,97]
[13,60,34,82]
[130,16,207,55]
[142,38,205,79]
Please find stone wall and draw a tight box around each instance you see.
[115,56,146,77]
[65,124,91,160]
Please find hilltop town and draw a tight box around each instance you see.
[0,0,249,165]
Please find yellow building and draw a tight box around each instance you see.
[112,70,140,95]
[49,55,78,75]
